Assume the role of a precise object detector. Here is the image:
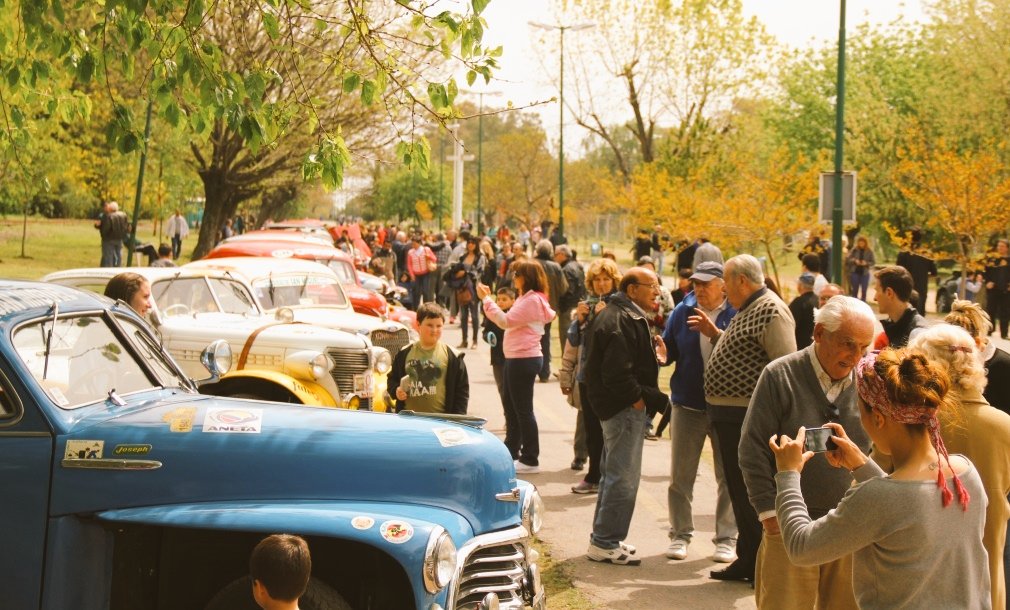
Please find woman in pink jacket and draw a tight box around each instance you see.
[478,260,556,473]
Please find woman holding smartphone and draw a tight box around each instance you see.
[768,348,989,609]
[478,261,555,474]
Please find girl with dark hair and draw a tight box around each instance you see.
[454,237,485,349]
[477,260,555,473]
[768,348,989,609]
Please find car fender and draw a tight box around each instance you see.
[218,369,337,407]
[94,500,475,608]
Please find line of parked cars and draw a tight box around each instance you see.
[3,221,545,609]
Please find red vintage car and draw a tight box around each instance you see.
[205,238,416,329]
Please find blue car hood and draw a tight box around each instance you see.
[49,393,519,534]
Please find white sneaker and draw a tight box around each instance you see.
[712,541,737,563]
[587,542,641,565]
[514,460,541,474]
[620,541,637,555]
[666,538,689,560]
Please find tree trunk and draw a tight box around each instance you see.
[192,169,241,260]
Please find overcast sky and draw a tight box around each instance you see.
[462,0,928,152]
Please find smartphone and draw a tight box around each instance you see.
[804,427,837,453]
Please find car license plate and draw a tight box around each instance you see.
[354,373,373,397]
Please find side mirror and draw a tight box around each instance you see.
[197,339,233,387]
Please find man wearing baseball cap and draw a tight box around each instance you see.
[658,260,739,563]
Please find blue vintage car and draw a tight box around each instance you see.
[0,281,545,610]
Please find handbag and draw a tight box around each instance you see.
[456,280,473,306]
[427,258,438,273]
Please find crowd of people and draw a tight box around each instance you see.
[374,219,1010,609]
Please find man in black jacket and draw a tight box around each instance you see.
[533,239,568,381]
[388,303,469,414]
[555,245,586,352]
[583,267,668,565]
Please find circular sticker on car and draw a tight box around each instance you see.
[379,520,414,544]
[351,516,374,530]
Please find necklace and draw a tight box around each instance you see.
[928,461,939,471]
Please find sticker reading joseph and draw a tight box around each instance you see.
[202,408,263,434]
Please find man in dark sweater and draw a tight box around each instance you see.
[583,267,669,565]
[555,245,585,352]
[895,232,937,317]
[740,295,875,608]
[704,254,796,583]
[788,272,818,349]
[874,265,929,348]
[532,239,568,381]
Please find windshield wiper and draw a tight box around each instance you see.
[298,276,309,300]
[43,301,59,380]
[268,272,275,306]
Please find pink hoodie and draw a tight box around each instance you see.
[482,290,556,359]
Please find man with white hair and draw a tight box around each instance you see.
[94,201,130,267]
[704,254,796,582]
[739,295,875,608]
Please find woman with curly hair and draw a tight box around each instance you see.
[768,348,989,609]
[561,258,622,494]
[910,324,1010,610]
[945,299,1010,414]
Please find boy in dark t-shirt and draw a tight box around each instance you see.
[388,303,469,414]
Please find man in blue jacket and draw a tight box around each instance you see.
[660,261,738,564]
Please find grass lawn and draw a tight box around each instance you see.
[0,217,184,280]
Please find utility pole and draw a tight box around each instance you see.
[445,123,473,232]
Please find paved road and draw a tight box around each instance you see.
[440,323,756,610]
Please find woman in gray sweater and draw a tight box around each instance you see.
[768,348,990,609]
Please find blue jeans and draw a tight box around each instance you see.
[101,240,123,267]
[410,273,430,310]
[849,271,870,301]
[538,321,553,380]
[502,356,542,465]
[171,235,183,260]
[590,405,648,549]
[459,295,479,343]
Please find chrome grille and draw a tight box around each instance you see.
[370,328,409,354]
[327,348,372,410]
[454,542,526,609]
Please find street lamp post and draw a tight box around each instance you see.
[831,0,847,281]
[463,88,501,238]
[530,20,594,243]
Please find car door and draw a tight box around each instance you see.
[0,356,55,609]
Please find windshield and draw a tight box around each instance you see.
[325,260,357,284]
[252,274,348,309]
[12,313,177,409]
[153,277,259,316]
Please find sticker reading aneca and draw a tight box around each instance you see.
[65,440,104,460]
[379,520,414,544]
[433,427,475,448]
[351,516,375,530]
[203,408,263,434]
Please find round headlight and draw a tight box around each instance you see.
[214,340,233,375]
[310,353,330,380]
[522,488,544,535]
[372,347,392,375]
[423,528,457,593]
[275,307,295,323]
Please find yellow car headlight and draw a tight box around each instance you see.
[372,347,392,375]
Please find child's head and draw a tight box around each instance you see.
[250,534,312,607]
[496,286,516,310]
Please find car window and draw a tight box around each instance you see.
[252,275,347,309]
[208,278,260,315]
[153,278,219,315]
[12,314,158,409]
[115,316,188,389]
[0,382,14,417]
[326,261,357,284]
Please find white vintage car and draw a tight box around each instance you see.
[43,266,392,411]
[184,256,414,357]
